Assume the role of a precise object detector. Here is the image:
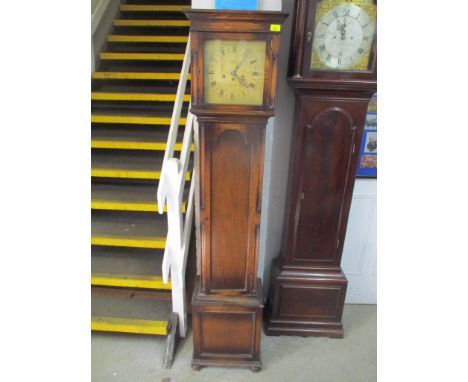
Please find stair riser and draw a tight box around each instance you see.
[91,93,190,102]
[110,26,189,36]
[91,79,184,92]
[104,42,187,54]
[92,72,191,81]
[96,61,184,73]
[118,12,189,20]
[91,102,187,115]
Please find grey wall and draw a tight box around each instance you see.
[92,0,121,70]
[257,0,296,298]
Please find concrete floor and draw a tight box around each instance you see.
[92,304,376,382]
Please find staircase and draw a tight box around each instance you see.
[91,0,192,368]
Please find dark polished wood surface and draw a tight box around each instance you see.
[192,278,263,371]
[265,0,376,338]
[185,10,287,369]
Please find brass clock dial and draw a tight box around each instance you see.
[203,39,266,106]
[310,0,376,71]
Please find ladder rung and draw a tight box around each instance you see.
[113,19,190,27]
[107,35,188,43]
[92,316,168,335]
[92,273,171,290]
[100,52,184,61]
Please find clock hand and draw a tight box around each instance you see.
[231,50,249,78]
[340,18,347,40]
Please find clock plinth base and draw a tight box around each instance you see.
[191,278,264,370]
[265,257,347,338]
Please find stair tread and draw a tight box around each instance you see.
[90,247,175,288]
[92,294,171,335]
[92,273,171,290]
[92,210,167,240]
[92,182,188,208]
[91,110,185,125]
[91,316,167,335]
[91,127,180,144]
[92,151,189,180]
[92,150,163,172]
[92,246,164,276]
[92,290,172,321]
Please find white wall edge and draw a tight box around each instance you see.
[92,0,112,35]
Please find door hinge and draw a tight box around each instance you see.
[352,143,356,155]
[336,238,340,249]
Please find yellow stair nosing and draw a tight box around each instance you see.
[100,52,184,61]
[113,19,190,27]
[92,72,191,80]
[91,169,191,181]
[91,200,187,213]
[91,115,186,125]
[91,273,171,290]
[91,140,192,151]
[91,140,181,151]
[107,35,188,43]
[120,5,189,12]
[91,169,162,180]
[91,236,167,249]
[92,316,168,335]
[91,92,190,102]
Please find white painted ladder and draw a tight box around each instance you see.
[157,35,196,338]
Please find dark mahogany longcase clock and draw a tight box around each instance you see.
[265,0,377,338]
[184,10,287,370]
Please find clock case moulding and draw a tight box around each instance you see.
[184,10,288,371]
[264,0,377,338]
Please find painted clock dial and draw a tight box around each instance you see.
[310,1,376,71]
[203,39,266,106]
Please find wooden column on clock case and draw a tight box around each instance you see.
[264,0,377,338]
[184,10,287,371]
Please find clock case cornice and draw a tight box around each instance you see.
[183,10,288,33]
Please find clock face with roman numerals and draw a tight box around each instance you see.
[310,1,376,71]
[203,39,266,106]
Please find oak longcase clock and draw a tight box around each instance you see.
[184,10,287,370]
[265,0,376,338]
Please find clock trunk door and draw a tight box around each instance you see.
[285,98,365,267]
